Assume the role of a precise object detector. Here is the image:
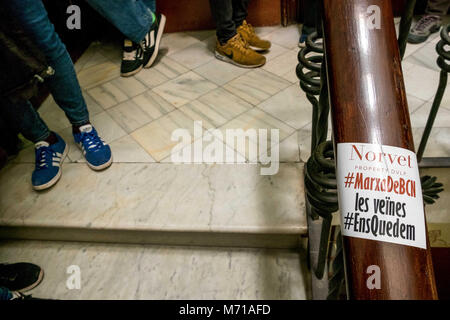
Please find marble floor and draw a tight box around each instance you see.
[0,240,309,300]
[1,21,450,299]
[13,23,450,167]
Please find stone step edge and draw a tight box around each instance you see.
[0,239,309,299]
[0,225,307,249]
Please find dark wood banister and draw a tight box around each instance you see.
[322,0,438,299]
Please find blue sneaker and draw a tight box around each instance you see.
[298,25,316,48]
[73,124,112,170]
[32,133,68,190]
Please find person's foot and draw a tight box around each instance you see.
[9,291,38,300]
[237,20,271,52]
[142,13,166,68]
[215,33,266,68]
[408,15,442,44]
[0,263,44,292]
[32,133,68,191]
[121,39,144,77]
[73,124,112,171]
[298,25,316,48]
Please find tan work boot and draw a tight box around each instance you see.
[215,33,266,68]
[237,20,271,52]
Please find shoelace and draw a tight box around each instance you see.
[80,131,104,152]
[141,33,149,49]
[415,15,439,32]
[242,21,256,37]
[123,44,143,61]
[230,34,250,54]
[35,147,54,171]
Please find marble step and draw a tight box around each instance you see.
[0,163,307,249]
[0,239,309,299]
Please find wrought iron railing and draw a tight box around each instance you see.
[417,25,450,162]
[298,0,445,299]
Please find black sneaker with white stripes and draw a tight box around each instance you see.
[120,39,144,77]
[0,263,44,292]
[142,13,166,69]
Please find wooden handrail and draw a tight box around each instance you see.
[322,0,438,299]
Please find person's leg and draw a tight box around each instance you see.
[211,0,266,67]
[5,1,112,174]
[299,0,319,46]
[232,0,250,28]
[5,0,89,128]
[0,287,12,300]
[0,110,21,157]
[86,0,165,76]
[233,0,271,52]
[408,0,450,43]
[209,0,237,44]
[86,0,155,43]
[303,0,319,28]
[0,100,50,144]
[426,0,450,16]
[142,0,157,16]
[0,100,68,190]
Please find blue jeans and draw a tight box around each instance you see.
[3,0,156,143]
[86,0,156,43]
[0,100,51,143]
[0,287,12,300]
[4,0,90,143]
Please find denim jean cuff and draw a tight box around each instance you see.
[134,25,151,43]
[133,11,153,43]
[70,118,90,127]
[33,130,51,143]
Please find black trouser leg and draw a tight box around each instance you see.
[209,0,237,44]
[0,102,21,155]
[232,0,250,28]
[303,0,319,29]
[426,0,450,16]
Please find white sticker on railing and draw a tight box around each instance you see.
[336,143,427,249]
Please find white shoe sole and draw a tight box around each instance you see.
[121,64,143,77]
[214,50,265,68]
[76,142,113,171]
[144,14,166,69]
[86,155,113,171]
[249,45,270,52]
[33,144,69,191]
[19,269,44,292]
